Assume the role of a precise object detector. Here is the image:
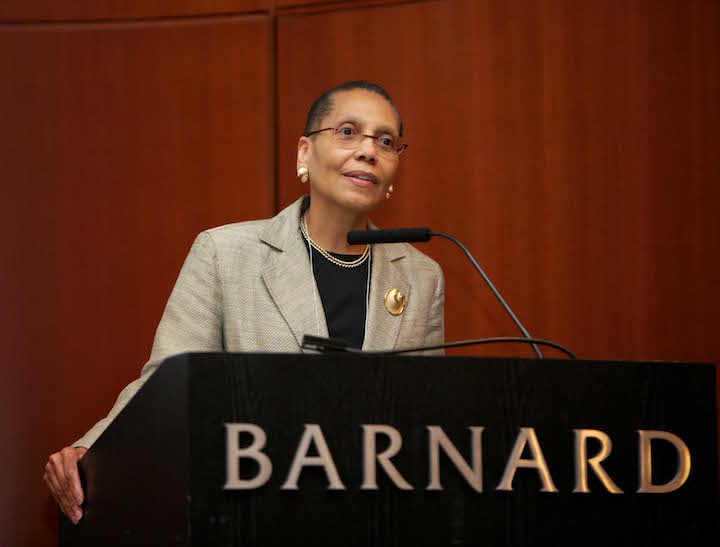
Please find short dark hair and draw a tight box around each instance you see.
[303,80,404,137]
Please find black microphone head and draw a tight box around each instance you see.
[348,228,432,245]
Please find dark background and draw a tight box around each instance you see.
[1,1,719,545]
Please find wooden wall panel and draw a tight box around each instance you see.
[0,15,272,546]
[0,0,268,22]
[274,0,423,11]
[274,0,357,9]
[276,0,720,365]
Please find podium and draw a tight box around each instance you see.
[60,353,718,546]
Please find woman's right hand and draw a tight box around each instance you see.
[43,446,88,524]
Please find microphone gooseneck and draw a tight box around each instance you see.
[302,334,576,359]
[429,231,542,358]
[347,228,544,359]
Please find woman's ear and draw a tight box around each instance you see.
[296,136,309,169]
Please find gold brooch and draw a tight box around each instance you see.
[384,288,406,316]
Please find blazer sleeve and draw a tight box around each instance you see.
[73,231,224,449]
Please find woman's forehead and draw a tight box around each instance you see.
[325,90,400,134]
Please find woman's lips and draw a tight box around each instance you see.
[343,171,377,188]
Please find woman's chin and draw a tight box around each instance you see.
[311,184,383,214]
[339,186,383,213]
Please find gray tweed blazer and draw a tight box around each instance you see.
[75,196,445,448]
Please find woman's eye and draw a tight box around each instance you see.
[339,127,355,136]
[380,137,395,148]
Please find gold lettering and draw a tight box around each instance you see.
[427,426,484,492]
[361,425,413,490]
[573,429,623,493]
[223,423,273,490]
[281,424,346,490]
[496,427,558,492]
[637,430,691,493]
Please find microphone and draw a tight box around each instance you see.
[348,227,545,358]
[301,335,354,353]
[347,227,431,244]
[302,335,576,359]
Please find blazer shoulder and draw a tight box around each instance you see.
[386,242,444,286]
[198,196,306,256]
[200,218,272,254]
[400,242,443,275]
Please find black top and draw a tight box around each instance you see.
[304,244,370,349]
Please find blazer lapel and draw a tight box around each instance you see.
[364,242,410,351]
[258,197,410,352]
[260,197,328,349]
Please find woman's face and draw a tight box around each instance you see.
[297,89,402,214]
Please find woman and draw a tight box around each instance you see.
[43,80,445,524]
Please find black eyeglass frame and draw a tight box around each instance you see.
[305,127,408,156]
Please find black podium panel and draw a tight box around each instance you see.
[60,354,718,546]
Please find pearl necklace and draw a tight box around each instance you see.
[300,214,370,268]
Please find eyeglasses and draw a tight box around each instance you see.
[306,126,408,157]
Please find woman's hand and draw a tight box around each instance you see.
[43,446,88,524]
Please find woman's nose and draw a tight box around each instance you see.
[355,135,377,162]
